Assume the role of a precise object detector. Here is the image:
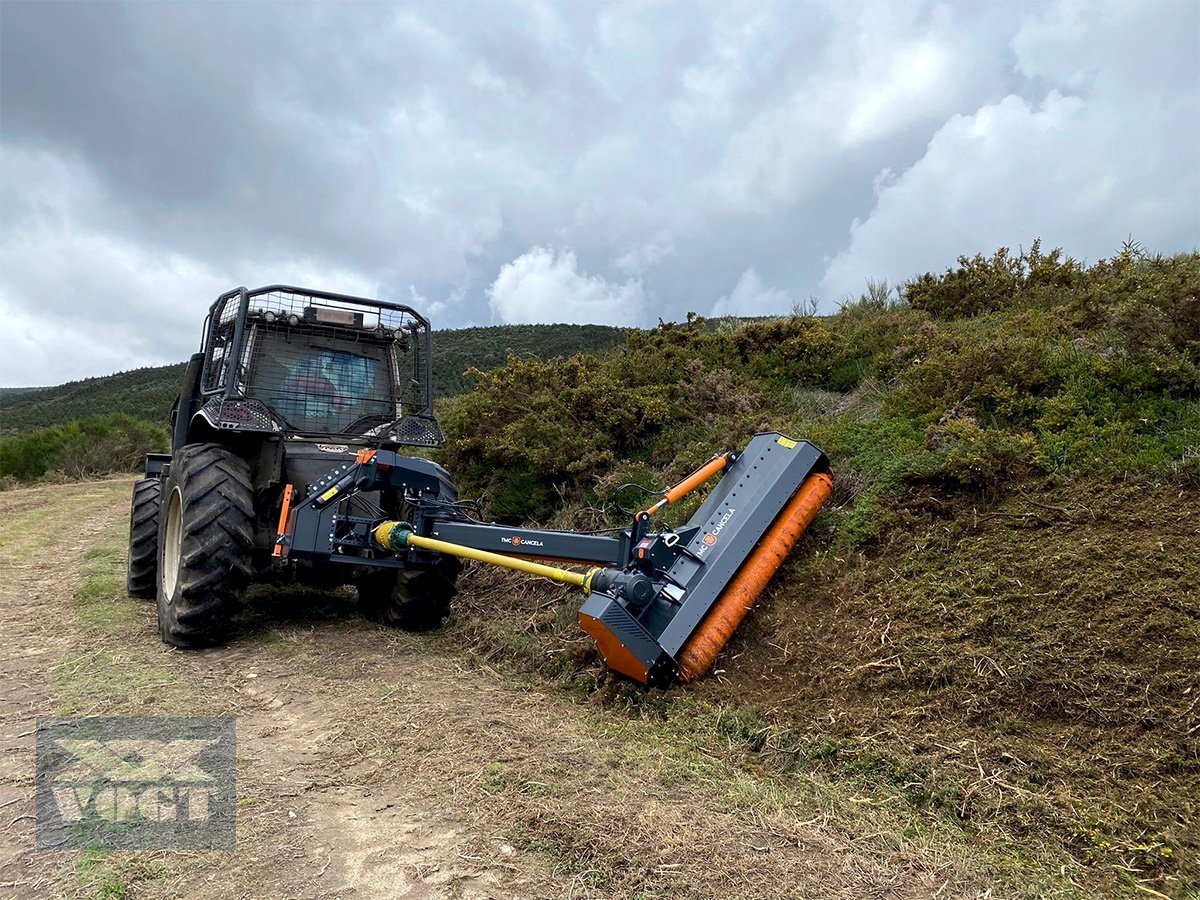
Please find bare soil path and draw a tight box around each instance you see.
[0,480,988,899]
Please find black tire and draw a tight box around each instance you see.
[357,558,461,631]
[156,444,255,648]
[126,478,162,599]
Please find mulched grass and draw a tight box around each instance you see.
[443,477,1200,898]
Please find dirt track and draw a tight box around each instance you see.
[0,479,989,899]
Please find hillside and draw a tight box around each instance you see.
[435,243,1200,898]
[0,364,186,437]
[0,323,627,436]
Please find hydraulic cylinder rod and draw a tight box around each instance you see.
[374,522,591,587]
[641,451,735,518]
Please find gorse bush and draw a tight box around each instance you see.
[439,243,1200,533]
[0,414,168,483]
[441,353,675,520]
[904,240,1085,319]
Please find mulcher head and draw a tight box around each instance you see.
[578,433,832,685]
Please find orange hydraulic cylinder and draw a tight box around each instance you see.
[675,469,834,682]
[272,484,295,558]
[643,453,732,517]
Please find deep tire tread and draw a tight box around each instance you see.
[157,444,254,647]
[126,478,162,599]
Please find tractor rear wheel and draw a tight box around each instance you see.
[126,477,162,599]
[156,444,254,648]
[357,558,461,631]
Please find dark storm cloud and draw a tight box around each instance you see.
[1,0,1196,384]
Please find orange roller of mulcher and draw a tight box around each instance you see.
[676,469,833,682]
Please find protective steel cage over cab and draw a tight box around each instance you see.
[195,285,442,447]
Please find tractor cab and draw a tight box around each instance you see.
[132,285,461,649]
[186,286,442,448]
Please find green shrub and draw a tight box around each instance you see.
[903,240,1083,319]
[437,244,1198,536]
[732,315,847,387]
[926,418,1044,489]
[837,278,901,317]
[439,353,673,521]
[0,414,168,484]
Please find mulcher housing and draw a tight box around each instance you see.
[132,284,833,684]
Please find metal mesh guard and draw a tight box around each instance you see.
[203,288,433,434]
[202,397,278,432]
[389,414,444,448]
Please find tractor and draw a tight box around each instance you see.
[127,286,459,647]
[129,285,832,685]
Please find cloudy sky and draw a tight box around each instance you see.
[1,0,1197,386]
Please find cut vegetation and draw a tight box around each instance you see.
[1,242,1196,898]
[434,242,1199,898]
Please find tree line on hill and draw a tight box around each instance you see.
[0,323,627,484]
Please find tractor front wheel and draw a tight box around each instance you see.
[357,558,461,631]
[126,477,162,599]
[156,444,254,648]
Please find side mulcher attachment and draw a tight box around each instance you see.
[578,433,832,684]
[278,432,832,686]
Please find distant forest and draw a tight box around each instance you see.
[0,323,628,436]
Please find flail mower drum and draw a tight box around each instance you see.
[278,431,832,686]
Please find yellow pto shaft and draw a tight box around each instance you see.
[373,522,592,588]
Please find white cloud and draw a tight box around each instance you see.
[715,3,1016,212]
[821,0,1199,299]
[710,269,791,318]
[408,283,457,321]
[2,2,1197,383]
[487,247,646,327]
[669,8,781,129]
[0,147,387,383]
[0,298,151,388]
[820,80,1200,299]
[613,234,676,275]
[1011,0,1194,95]
[0,180,228,382]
